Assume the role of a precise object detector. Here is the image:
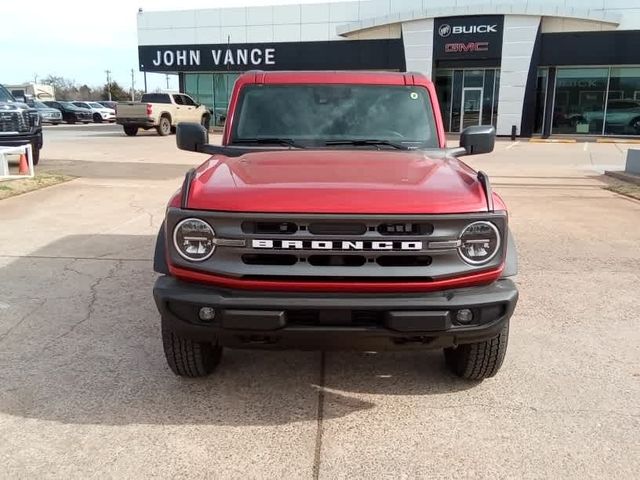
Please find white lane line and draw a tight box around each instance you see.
[505,141,520,150]
[583,142,589,152]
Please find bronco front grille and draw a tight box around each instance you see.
[167,210,508,281]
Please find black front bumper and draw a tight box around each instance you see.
[154,277,518,351]
[0,130,43,150]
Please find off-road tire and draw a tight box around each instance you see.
[123,126,138,136]
[161,321,222,377]
[157,115,171,136]
[32,146,40,166]
[93,113,103,123]
[444,322,509,380]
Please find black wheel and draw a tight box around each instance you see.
[31,146,40,166]
[123,125,138,136]
[51,122,60,126]
[444,322,509,380]
[161,320,222,377]
[629,117,640,133]
[82,121,90,124]
[93,113,103,123]
[157,116,171,136]
[201,114,211,130]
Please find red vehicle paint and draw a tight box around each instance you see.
[153,71,518,380]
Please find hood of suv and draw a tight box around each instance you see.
[0,101,30,112]
[185,150,494,214]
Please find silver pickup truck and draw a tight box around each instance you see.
[116,93,211,136]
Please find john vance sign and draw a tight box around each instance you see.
[138,39,406,72]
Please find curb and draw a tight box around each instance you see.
[529,138,577,143]
[596,138,640,144]
[605,171,640,186]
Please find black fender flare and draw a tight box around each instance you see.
[153,222,169,274]
[501,228,518,278]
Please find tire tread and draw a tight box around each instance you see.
[161,322,221,377]
[444,322,509,380]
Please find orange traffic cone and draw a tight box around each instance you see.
[18,153,29,175]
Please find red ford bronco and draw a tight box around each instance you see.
[153,71,518,380]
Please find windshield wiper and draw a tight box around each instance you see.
[324,139,410,150]
[233,138,305,148]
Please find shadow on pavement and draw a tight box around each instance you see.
[39,159,193,180]
[0,235,476,427]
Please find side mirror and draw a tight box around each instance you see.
[176,122,209,152]
[459,125,496,156]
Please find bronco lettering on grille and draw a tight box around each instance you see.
[252,239,424,251]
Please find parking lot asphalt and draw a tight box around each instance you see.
[0,124,638,478]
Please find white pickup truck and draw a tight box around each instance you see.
[116,93,211,136]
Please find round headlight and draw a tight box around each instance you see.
[458,221,501,265]
[173,218,216,262]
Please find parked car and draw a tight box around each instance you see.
[27,100,63,125]
[98,101,118,110]
[0,83,43,165]
[72,101,116,123]
[153,71,518,381]
[43,101,92,124]
[581,99,640,133]
[116,93,211,136]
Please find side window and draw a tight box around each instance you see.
[181,95,196,106]
[173,95,184,105]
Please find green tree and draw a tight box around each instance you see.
[102,81,130,101]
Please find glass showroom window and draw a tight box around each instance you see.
[603,67,640,135]
[184,73,239,126]
[552,68,609,135]
[435,70,453,132]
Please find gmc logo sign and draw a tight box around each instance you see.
[445,42,489,53]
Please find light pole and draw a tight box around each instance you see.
[130,68,135,101]
[105,69,112,101]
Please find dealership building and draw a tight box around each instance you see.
[137,0,640,137]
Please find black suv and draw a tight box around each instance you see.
[43,101,92,124]
[0,84,43,165]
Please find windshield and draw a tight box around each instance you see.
[231,84,439,148]
[62,102,81,110]
[141,93,171,104]
[0,84,14,102]
[89,102,104,108]
[33,101,49,109]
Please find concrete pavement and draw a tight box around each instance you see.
[0,128,638,478]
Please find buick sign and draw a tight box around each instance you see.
[438,24,452,38]
[433,15,504,61]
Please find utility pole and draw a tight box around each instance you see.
[105,69,112,101]
[165,74,170,90]
[130,68,135,101]
[144,72,148,93]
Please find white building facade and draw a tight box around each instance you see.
[137,1,640,137]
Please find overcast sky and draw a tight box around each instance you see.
[0,0,337,92]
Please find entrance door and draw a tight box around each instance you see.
[461,88,483,130]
